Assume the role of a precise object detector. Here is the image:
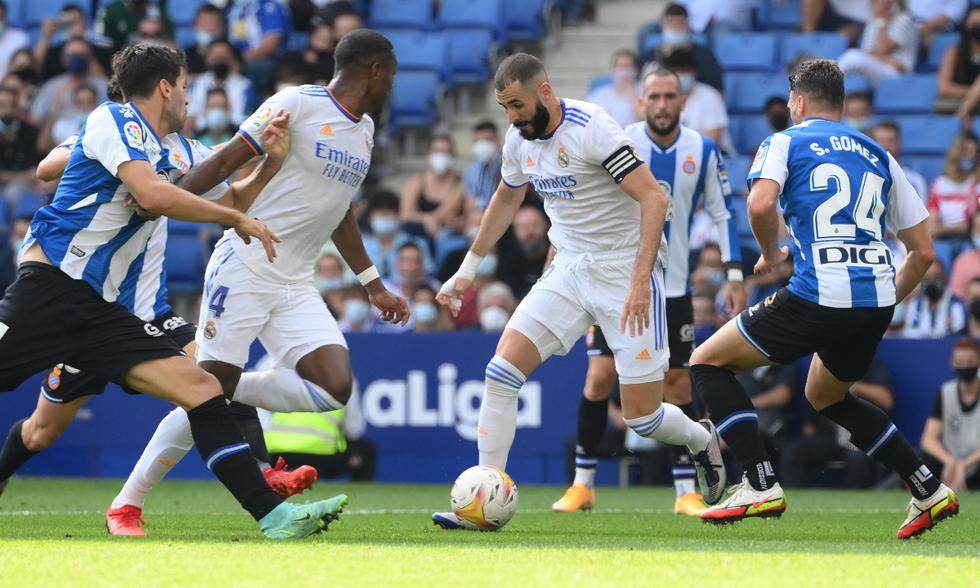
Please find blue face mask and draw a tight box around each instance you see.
[413,302,439,324]
[661,29,691,46]
[370,216,400,236]
[475,254,498,277]
[344,299,371,324]
[678,73,695,94]
[973,236,980,249]
[66,54,89,76]
[315,277,344,293]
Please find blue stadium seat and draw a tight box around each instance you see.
[922,33,960,73]
[175,25,196,49]
[369,0,433,30]
[387,31,448,79]
[164,222,206,293]
[505,0,546,42]
[23,0,89,26]
[730,115,774,155]
[13,193,44,220]
[389,71,440,130]
[754,0,801,31]
[933,240,956,274]
[445,29,493,86]
[589,74,612,93]
[844,74,871,94]
[5,0,25,27]
[898,115,961,155]
[724,155,752,196]
[438,0,505,42]
[875,75,937,114]
[780,32,848,67]
[902,155,944,186]
[726,73,788,113]
[714,33,778,71]
[168,0,205,26]
[288,31,310,52]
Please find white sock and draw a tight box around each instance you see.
[573,467,596,488]
[111,407,194,510]
[623,404,710,453]
[233,367,345,413]
[477,355,526,470]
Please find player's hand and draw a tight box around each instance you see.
[754,246,789,275]
[124,194,161,220]
[368,287,410,326]
[262,110,290,163]
[724,279,747,317]
[234,215,281,262]
[620,277,652,337]
[437,274,473,317]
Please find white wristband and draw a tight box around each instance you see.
[458,250,484,281]
[357,265,381,286]
[727,268,744,282]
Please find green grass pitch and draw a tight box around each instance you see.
[0,478,977,587]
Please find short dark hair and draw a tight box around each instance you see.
[845,90,872,105]
[493,53,546,92]
[788,59,844,108]
[113,44,186,99]
[61,4,85,17]
[658,46,696,70]
[334,29,394,73]
[366,189,400,213]
[641,63,680,85]
[872,120,900,135]
[764,96,785,110]
[612,49,640,70]
[473,120,498,134]
[206,87,228,100]
[430,133,455,154]
[196,3,223,18]
[663,2,688,18]
[397,241,422,256]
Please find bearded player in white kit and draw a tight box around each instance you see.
[431,54,726,530]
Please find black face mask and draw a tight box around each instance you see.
[11,67,36,85]
[767,111,789,131]
[970,26,980,42]
[923,280,944,301]
[210,61,231,80]
[955,367,978,382]
[970,298,980,320]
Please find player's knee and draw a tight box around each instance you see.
[664,369,692,404]
[583,361,616,401]
[22,417,67,451]
[308,370,352,406]
[186,369,223,404]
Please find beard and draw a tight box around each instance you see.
[645,110,680,138]
[514,100,552,140]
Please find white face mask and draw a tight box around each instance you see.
[472,139,497,163]
[479,306,510,332]
[429,152,455,174]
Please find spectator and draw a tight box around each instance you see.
[674,0,758,33]
[937,6,980,114]
[37,82,97,154]
[0,86,40,202]
[400,134,467,240]
[928,131,979,247]
[449,240,501,330]
[462,120,502,211]
[337,285,380,333]
[34,5,114,81]
[281,22,335,86]
[227,0,291,91]
[330,9,362,42]
[951,212,980,300]
[0,212,30,292]
[910,0,968,48]
[411,285,453,332]
[314,252,349,317]
[802,0,871,45]
[838,0,918,87]
[763,96,790,134]
[361,190,434,279]
[4,49,38,106]
[736,364,797,456]
[0,0,28,80]
[652,3,723,92]
[690,242,725,297]
[195,88,237,147]
[658,46,731,152]
[871,121,928,200]
[29,39,108,127]
[476,281,517,332]
[965,277,980,338]
[184,3,227,75]
[383,242,441,302]
[920,337,980,491]
[97,0,173,51]
[131,11,172,46]
[498,204,550,299]
[187,40,254,131]
[586,50,641,128]
[843,91,874,132]
[692,292,722,329]
[782,360,896,488]
[903,259,968,338]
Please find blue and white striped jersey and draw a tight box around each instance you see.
[625,123,741,297]
[748,117,929,308]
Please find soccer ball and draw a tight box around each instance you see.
[450,465,519,530]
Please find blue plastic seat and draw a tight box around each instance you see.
[445,29,493,86]
[167,0,205,26]
[589,74,613,93]
[922,33,960,73]
[902,155,944,186]
[730,115,775,155]
[438,0,505,41]
[754,0,801,31]
[844,74,871,94]
[875,75,938,114]
[726,73,788,113]
[897,115,961,155]
[389,71,440,130]
[164,222,206,293]
[23,0,89,26]
[714,33,779,71]
[724,155,753,197]
[388,31,448,79]
[369,0,433,30]
[780,32,848,67]
[505,0,546,42]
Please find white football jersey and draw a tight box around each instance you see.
[228,85,374,283]
[501,98,664,261]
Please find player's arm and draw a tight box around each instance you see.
[116,160,281,262]
[178,135,264,195]
[36,142,74,181]
[618,165,669,337]
[219,112,291,212]
[746,178,789,274]
[331,207,410,326]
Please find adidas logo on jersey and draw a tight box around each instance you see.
[320,124,334,137]
[635,348,652,360]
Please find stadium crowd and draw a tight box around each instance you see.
[0,0,977,490]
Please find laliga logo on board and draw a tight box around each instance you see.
[357,363,542,440]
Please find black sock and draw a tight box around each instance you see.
[691,364,777,491]
[575,396,608,473]
[0,419,38,482]
[187,397,281,521]
[820,394,939,500]
[228,401,271,465]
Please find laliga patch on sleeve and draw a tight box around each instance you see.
[124,121,144,151]
[749,144,768,174]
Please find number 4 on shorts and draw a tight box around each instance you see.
[208,286,230,318]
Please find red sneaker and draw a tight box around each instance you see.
[106,505,147,536]
[263,457,318,498]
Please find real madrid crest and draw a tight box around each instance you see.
[204,320,217,340]
[557,146,569,168]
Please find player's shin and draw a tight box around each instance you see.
[478,356,527,469]
[187,396,282,520]
[819,393,940,500]
[234,368,345,412]
[691,364,777,491]
[0,419,38,486]
[112,407,194,509]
